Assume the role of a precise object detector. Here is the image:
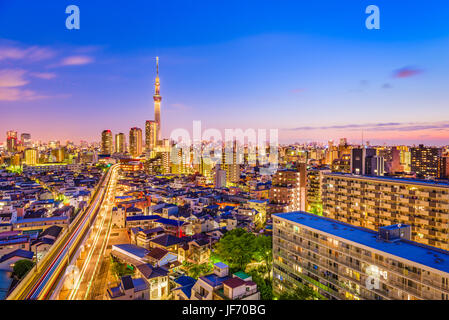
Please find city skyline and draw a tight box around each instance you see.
[1,1,449,145]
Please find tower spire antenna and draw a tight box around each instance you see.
[156,56,159,76]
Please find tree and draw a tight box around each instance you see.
[183,262,213,279]
[278,285,321,300]
[110,257,134,278]
[13,259,34,279]
[253,235,273,273]
[213,228,256,271]
[248,268,273,300]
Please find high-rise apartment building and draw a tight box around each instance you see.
[307,167,331,214]
[115,133,126,154]
[129,127,143,158]
[269,163,307,213]
[273,211,449,300]
[24,148,38,166]
[411,145,441,178]
[214,165,227,188]
[6,131,17,152]
[322,172,449,250]
[222,141,240,185]
[145,120,158,152]
[101,130,113,155]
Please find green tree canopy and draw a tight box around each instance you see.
[278,285,321,300]
[13,259,34,279]
[213,228,256,271]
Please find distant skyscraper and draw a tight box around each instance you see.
[351,147,376,175]
[410,144,441,178]
[115,133,126,153]
[21,133,31,148]
[6,131,17,152]
[129,127,143,158]
[153,57,162,143]
[52,147,65,163]
[214,165,227,188]
[24,148,38,165]
[101,130,113,155]
[145,120,158,152]
[222,140,241,184]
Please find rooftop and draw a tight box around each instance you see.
[112,244,149,259]
[325,172,449,189]
[274,211,449,273]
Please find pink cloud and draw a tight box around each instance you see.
[0,69,28,87]
[393,67,423,79]
[0,45,55,62]
[290,88,306,94]
[0,87,46,101]
[30,72,57,80]
[59,55,94,66]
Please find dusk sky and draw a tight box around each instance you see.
[1,1,449,145]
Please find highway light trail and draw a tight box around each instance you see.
[8,165,117,300]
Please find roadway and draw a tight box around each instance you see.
[7,164,120,300]
[57,166,118,300]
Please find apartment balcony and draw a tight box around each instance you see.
[414,217,428,224]
[416,191,430,198]
[437,203,449,210]
[381,203,392,209]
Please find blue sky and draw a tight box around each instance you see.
[1,0,449,145]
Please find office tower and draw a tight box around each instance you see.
[269,163,307,213]
[21,133,31,148]
[153,57,162,143]
[51,147,65,163]
[366,155,385,176]
[129,127,143,158]
[115,133,126,154]
[145,120,158,152]
[322,172,449,250]
[214,165,227,188]
[6,131,17,152]
[24,148,38,165]
[351,147,376,175]
[325,140,338,165]
[101,130,113,155]
[398,146,411,173]
[273,211,449,300]
[411,145,442,178]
